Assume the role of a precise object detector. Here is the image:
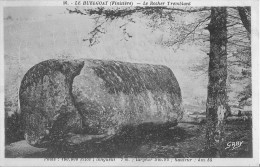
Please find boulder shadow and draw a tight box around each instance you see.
[34,122,194,158]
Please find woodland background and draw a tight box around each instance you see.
[4,7,252,158]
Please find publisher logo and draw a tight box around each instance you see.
[225,141,244,150]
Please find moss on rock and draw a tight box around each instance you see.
[19,59,183,148]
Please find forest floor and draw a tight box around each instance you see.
[5,117,252,158]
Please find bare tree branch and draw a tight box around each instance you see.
[67,7,210,19]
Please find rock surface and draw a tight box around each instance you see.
[5,140,47,158]
[19,59,184,148]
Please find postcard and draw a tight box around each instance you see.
[0,0,259,166]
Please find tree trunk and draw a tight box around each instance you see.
[237,7,251,34]
[205,7,228,157]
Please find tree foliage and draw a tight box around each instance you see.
[68,6,251,108]
[67,6,251,157]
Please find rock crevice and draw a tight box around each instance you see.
[20,59,183,148]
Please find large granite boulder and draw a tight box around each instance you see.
[19,59,184,148]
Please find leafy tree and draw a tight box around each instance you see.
[67,6,251,157]
[205,7,228,157]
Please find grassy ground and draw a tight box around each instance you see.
[6,118,252,158]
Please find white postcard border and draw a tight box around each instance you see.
[0,0,259,166]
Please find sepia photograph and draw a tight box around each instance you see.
[1,1,259,166]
